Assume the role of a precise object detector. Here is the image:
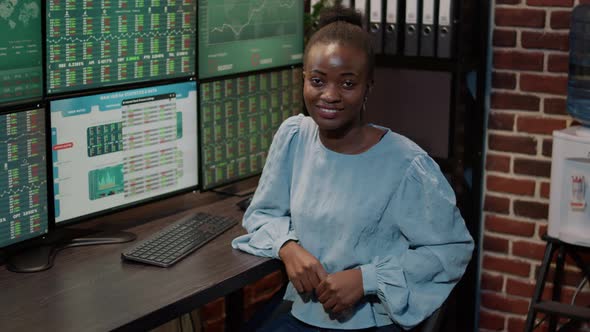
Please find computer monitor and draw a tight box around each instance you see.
[46,0,197,95]
[198,0,304,79]
[199,66,302,190]
[0,0,43,106]
[0,107,49,249]
[50,81,199,225]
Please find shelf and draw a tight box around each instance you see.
[375,54,478,73]
[533,301,590,321]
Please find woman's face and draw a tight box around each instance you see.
[303,42,369,133]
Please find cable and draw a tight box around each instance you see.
[571,276,588,305]
[188,311,196,332]
[178,316,184,332]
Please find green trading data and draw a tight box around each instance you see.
[0,0,42,105]
[46,0,197,94]
[198,0,303,79]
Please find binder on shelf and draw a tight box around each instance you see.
[369,0,383,53]
[420,0,436,57]
[384,0,399,55]
[437,0,454,58]
[404,0,420,56]
[355,0,368,28]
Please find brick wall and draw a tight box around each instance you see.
[481,0,590,331]
[200,270,287,331]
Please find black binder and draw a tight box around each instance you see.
[420,0,436,57]
[404,0,421,56]
[384,0,399,55]
[369,0,383,53]
[436,0,454,58]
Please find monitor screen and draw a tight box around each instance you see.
[50,81,199,225]
[46,0,197,95]
[0,0,43,105]
[0,108,49,249]
[198,0,304,79]
[200,67,302,190]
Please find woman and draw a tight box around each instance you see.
[232,6,474,331]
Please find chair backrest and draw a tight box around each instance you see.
[412,301,447,332]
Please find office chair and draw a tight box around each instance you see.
[240,284,448,332]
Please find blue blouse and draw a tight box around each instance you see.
[232,114,474,330]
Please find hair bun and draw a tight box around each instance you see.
[317,5,364,30]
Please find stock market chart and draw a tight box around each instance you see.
[198,0,304,79]
[51,82,199,224]
[200,67,302,189]
[46,0,197,94]
[0,0,43,105]
[0,108,48,248]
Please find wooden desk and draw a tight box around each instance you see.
[0,185,283,332]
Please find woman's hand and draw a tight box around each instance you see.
[316,269,364,314]
[279,241,328,294]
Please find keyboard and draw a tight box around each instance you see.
[122,212,238,267]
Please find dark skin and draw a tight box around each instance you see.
[279,41,386,314]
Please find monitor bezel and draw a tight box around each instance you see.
[0,103,52,251]
[196,0,304,80]
[43,0,198,98]
[48,77,200,228]
[197,64,303,192]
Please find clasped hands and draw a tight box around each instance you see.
[279,241,364,314]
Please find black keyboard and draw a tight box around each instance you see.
[122,212,238,267]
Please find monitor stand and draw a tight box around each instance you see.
[5,228,136,273]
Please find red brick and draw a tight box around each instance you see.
[203,318,224,332]
[521,73,568,95]
[481,273,504,292]
[544,98,567,115]
[485,214,536,237]
[487,174,536,196]
[514,158,551,177]
[522,31,569,51]
[493,50,544,71]
[481,291,531,314]
[479,309,506,330]
[484,235,510,253]
[493,29,517,47]
[506,277,536,298]
[488,134,538,155]
[484,195,511,214]
[550,10,572,29]
[495,8,546,28]
[513,240,547,260]
[507,317,550,332]
[542,138,553,157]
[492,72,517,89]
[486,154,511,172]
[543,266,589,288]
[491,92,540,111]
[538,223,548,238]
[548,53,569,73]
[516,116,568,135]
[541,182,550,198]
[526,0,574,6]
[201,297,225,319]
[514,200,549,219]
[483,255,532,277]
[489,112,515,131]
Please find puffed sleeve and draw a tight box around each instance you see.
[359,155,474,330]
[231,114,303,259]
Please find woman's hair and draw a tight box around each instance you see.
[304,5,375,81]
